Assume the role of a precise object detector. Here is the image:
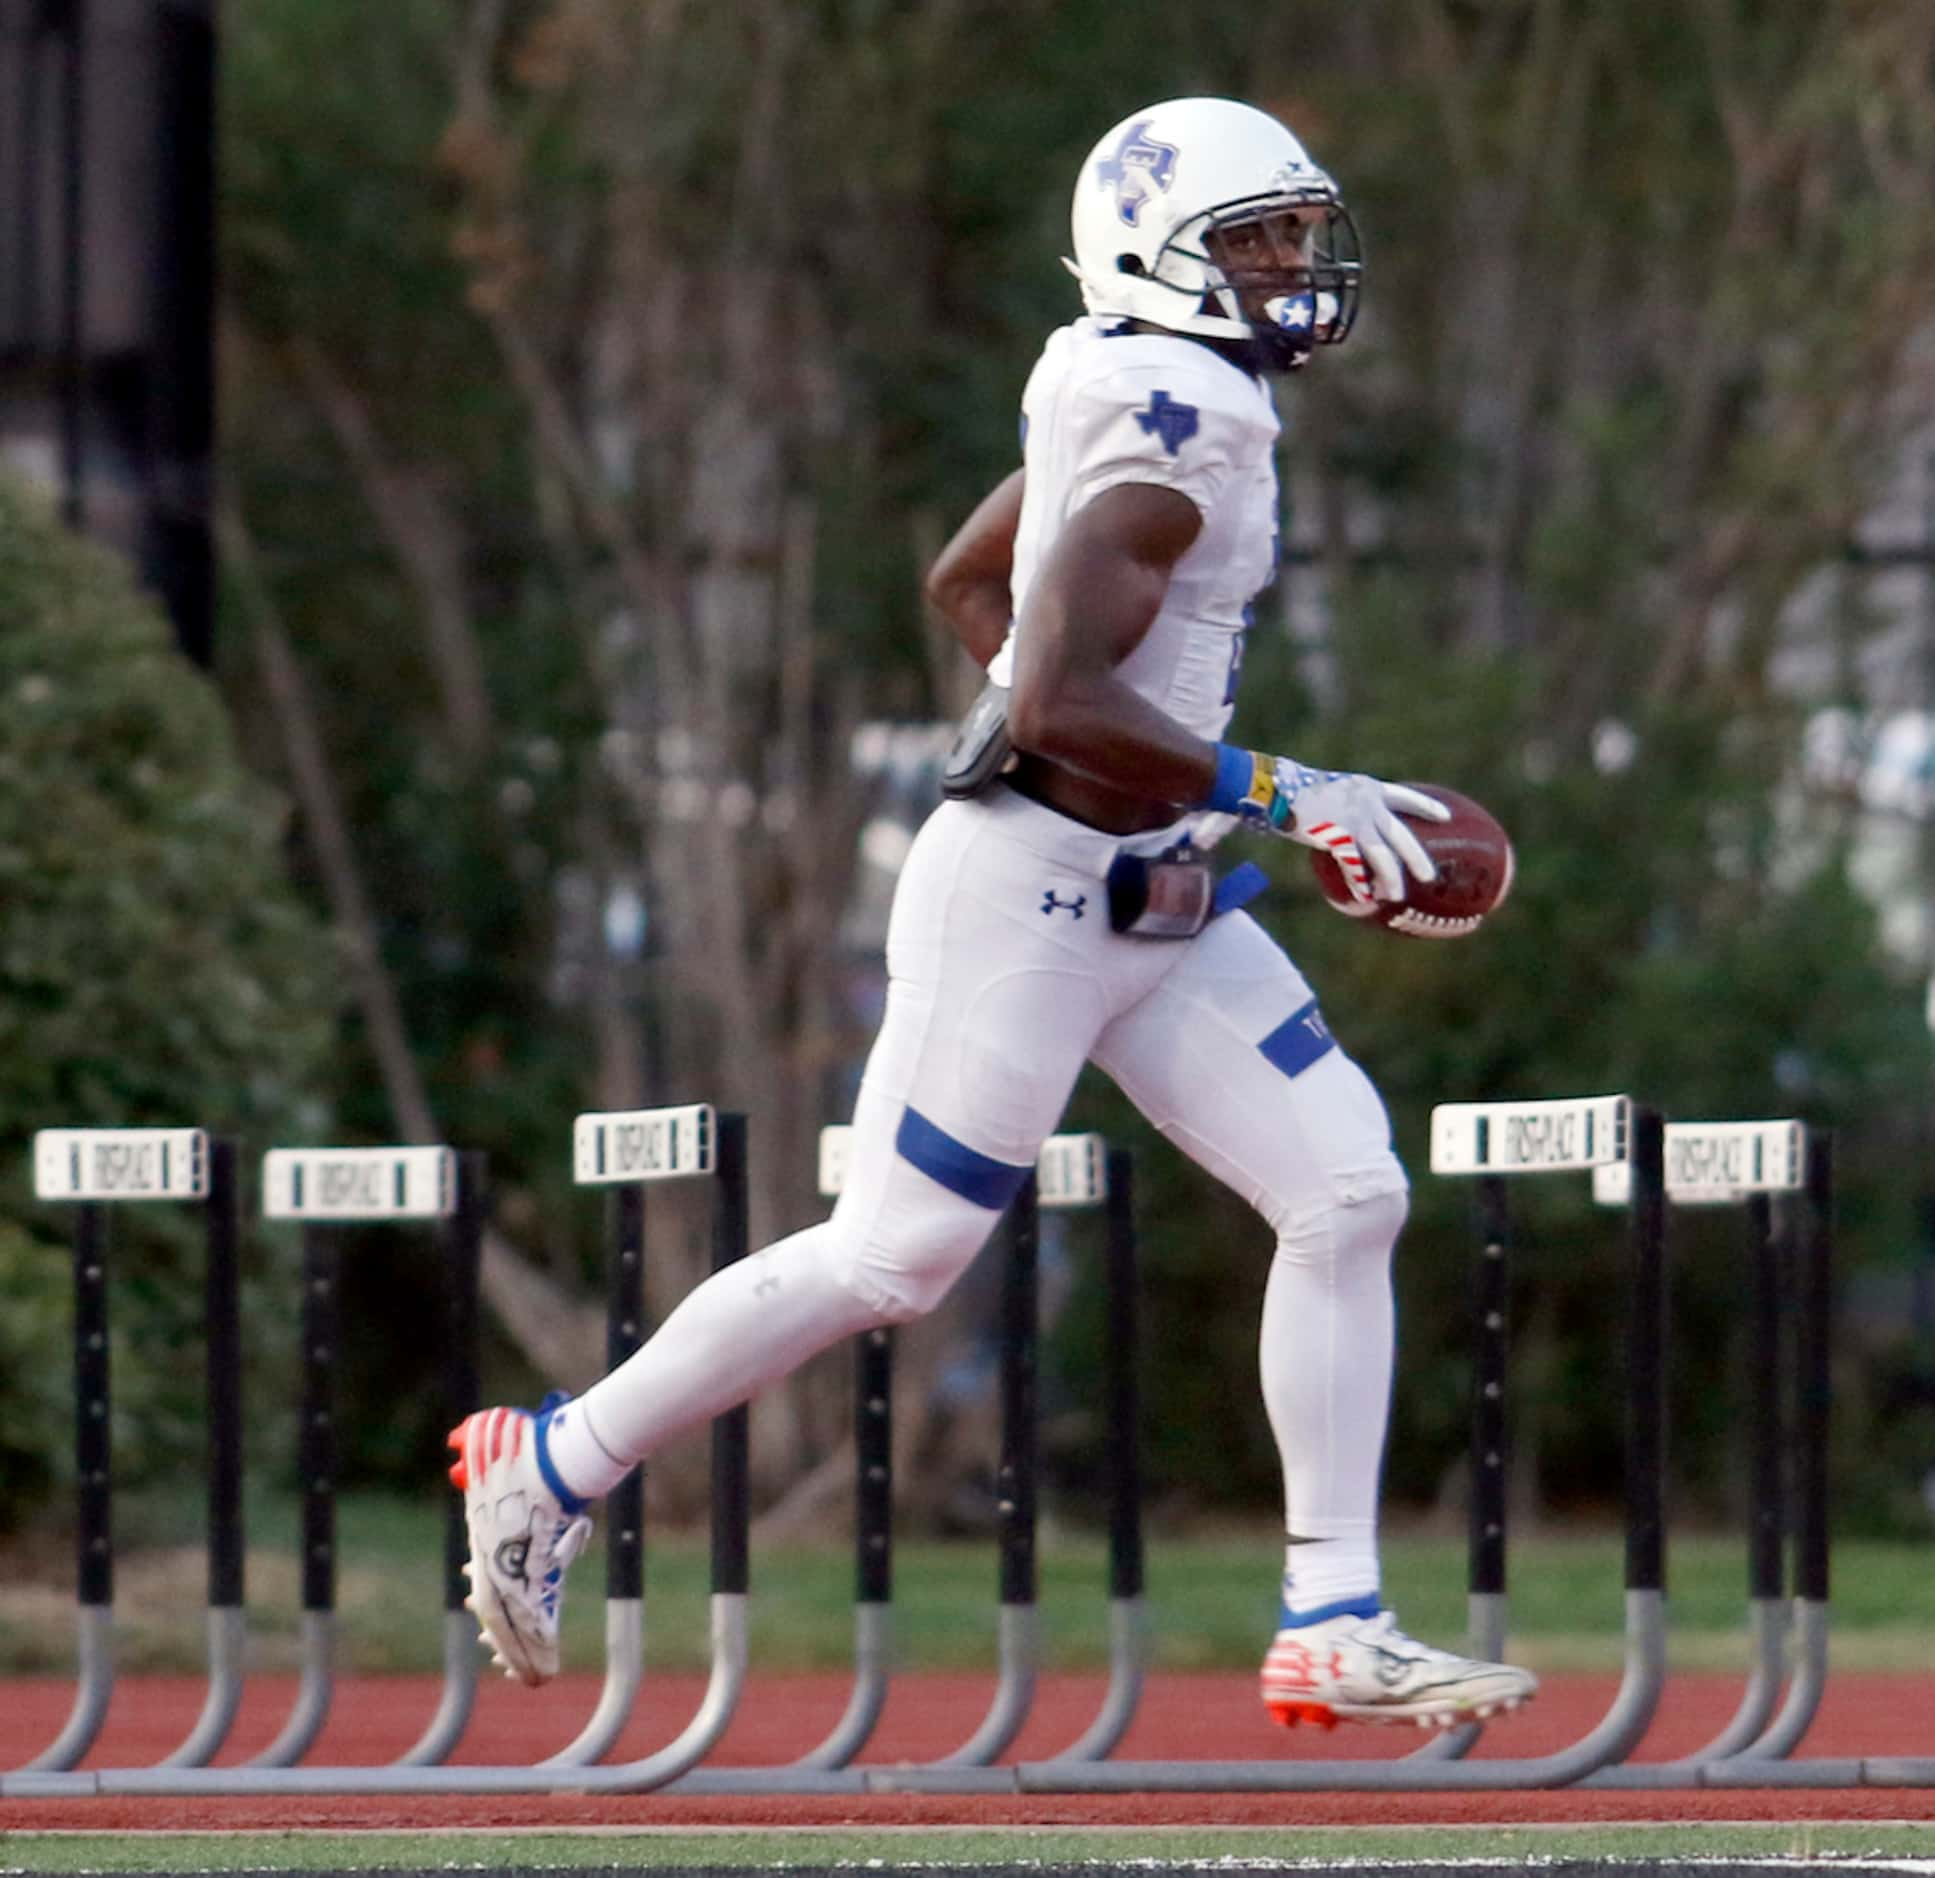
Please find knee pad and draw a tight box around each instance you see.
[1277,1177,1409,1275]
[822,1184,1003,1323]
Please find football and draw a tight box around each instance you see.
[1309,784,1514,938]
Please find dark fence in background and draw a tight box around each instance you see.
[0,0,213,666]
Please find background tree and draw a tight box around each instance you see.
[0,473,337,1532]
[190,0,1935,1534]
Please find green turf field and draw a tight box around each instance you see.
[5,1823,1935,1872]
[5,1490,1931,1678]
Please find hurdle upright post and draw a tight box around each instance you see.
[396,1148,486,1766]
[18,1194,113,1774]
[1050,1141,1147,1764]
[608,1182,647,1614]
[1795,1131,1834,1639]
[790,1127,896,1772]
[1668,1180,1787,1767]
[1470,1172,1511,1638]
[710,1111,753,1612]
[1665,1185,1786,1766]
[1411,1168,1512,1766]
[248,1218,340,1766]
[1627,1107,1668,1606]
[1732,1126,1834,1763]
[930,1174,1041,1768]
[161,1136,247,1768]
[18,1126,238,1775]
[538,1178,647,1767]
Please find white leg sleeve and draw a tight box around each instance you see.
[1092,909,1409,1613]
[544,1221,882,1502]
[1260,1186,1404,1609]
[549,793,1158,1504]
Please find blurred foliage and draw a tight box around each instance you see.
[1051,664,1935,1528]
[0,475,339,1532]
[226,0,1935,1531]
[16,0,1935,1539]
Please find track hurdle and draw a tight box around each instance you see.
[541,1102,750,1770]
[3,1111,753,1798]
[1066,1141,1147,1763]
[248,1143,484,1768]
[674,1127,1145,1793]
[933,1131,1146,1769]
[14,1127,242,1774]
[869,1091,1669,1794]
[14,1096,1924,1796]
[1581,1119,1817,1785]
[1619,1127,1935,1789]
[684,1120,899,1782]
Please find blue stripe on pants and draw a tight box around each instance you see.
[1257,998,1337,1080]
[895,1106,1032,1211]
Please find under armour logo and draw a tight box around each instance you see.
[1041,890,1087,919]
[1265,1637,1342,1691]
[1134,389,1199,457]
[1096,118,1179,227]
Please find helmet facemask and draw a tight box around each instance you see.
[1183,191,1362,371]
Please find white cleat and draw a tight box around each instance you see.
[1261,1608,1537,1730]
[446,1402,592,1688]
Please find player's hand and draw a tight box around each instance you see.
[1247,761,1449,905]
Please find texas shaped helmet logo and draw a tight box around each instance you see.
[1097,119,1179,227]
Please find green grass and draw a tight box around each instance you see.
[5,1823,1935,1870]
[4,1488,1933,1677]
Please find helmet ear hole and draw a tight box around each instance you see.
[1116,253,1146,277]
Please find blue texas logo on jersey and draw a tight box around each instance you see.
[1134,389,1199,457]
[1097,118,1179,227]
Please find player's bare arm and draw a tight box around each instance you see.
[924,468,1024,670]
[1006,482,1215,834]
[1008,477,1446,886]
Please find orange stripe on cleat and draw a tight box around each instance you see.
[488,1406,508,1467]
[1266,1700,1340,1730]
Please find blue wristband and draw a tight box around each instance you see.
[1204,742,1263,815]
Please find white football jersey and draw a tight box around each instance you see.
[989,317,1281,743]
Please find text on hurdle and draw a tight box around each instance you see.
[34,1127,210,1202]
[573,1104,717,1184]
[262,1146,458,1219]
[1429,1095,1632,1176]
[1593,1119,1805,1207]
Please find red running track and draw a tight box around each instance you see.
[3,1669,1932,1828]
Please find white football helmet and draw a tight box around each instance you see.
[1066,97,1362,370]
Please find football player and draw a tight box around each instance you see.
[450,97,1536,1731]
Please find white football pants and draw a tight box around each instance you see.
[549,788,1408,1606]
